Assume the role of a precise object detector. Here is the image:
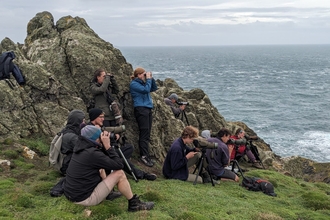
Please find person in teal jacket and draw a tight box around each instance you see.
[129,67,158,167]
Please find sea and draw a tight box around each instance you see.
[118,45,330,163]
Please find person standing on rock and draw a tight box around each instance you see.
[129,67,158,167]
[90,68,123,126]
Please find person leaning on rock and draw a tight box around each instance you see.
[90,68,123,126]
[63,125,154,212]
[129,67,158,167]
[230,128,263,169]
[164,93,186,118]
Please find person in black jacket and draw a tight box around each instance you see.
[63,125,154,211]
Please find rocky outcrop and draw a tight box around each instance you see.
[1,11,329,183]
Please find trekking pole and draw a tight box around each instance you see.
[115,144,139,182]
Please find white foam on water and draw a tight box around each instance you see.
[295,131,330,162]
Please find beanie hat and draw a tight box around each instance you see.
[81,125,102,141]
[89,108,103,121]
[168,93,178,101]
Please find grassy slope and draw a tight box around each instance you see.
[1,138,330,220]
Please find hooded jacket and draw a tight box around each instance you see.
[60,110,85,174]
[64,136,124,202]
[129,78,158,109]
[205,137,230,176]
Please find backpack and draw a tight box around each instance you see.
[49,132,65,171]
[241,176,277,197]
[0,51,26,86]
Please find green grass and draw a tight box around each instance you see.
[1,139,330,219]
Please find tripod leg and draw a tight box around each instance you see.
[193,157,204,185]
[232,160,245,179]
[116,146,139,182]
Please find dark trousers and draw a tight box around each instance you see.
[115,143,145,179]
[134,107,152,157]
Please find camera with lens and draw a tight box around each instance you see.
[227,138,235,145]
[176,101,189,106]
[193,137,218,149]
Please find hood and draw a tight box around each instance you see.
[62,110,85,135]
[201,130,211,139]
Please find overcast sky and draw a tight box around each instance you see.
[1,0,329,47]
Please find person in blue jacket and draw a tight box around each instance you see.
[129,67,158,167]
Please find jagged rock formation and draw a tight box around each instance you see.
[1,11,329,182]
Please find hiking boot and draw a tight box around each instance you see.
[143,173,157,181]
[252,162,263,169]
[106,191,122,201]
[128,194,154,212]
[140,156,154,167]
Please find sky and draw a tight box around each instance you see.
[1,0,330,47]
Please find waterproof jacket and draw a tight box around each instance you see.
[162,137,195,181]
[130,78,157,109]
[164,97,182,117]
[90,76,119,120]
[205,137,230,176]
[64,136,123,202]
[60,110,85,174]
[230,135,247,160]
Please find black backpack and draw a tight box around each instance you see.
[241,176,277,197]
[0,51,26,86]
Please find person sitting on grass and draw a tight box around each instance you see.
[204,128,239,182]
[162,125,203,184]
[63,125,154,212]
[230,128,263,169]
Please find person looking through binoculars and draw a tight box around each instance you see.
[130,67,158,167]
[63,125,154,212]
[203,129,239,182]
[90,68,122,126]
[162,126,203,184]
[85,108,157,181]
[164,93,187,118]
[230,128,263,169]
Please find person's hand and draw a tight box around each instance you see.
[145,71,152,79]
[100,131,111,150]
[115,134,120,141]
[228,144,234,152]
[186,151,197,159]
[179,105,186,110]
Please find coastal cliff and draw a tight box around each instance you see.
[1,11,329,183]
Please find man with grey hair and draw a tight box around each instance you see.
[164,93,186,118]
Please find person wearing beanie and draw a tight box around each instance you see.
[164,93,186,118]
[90,68,122,127]
[87,108,157,181]
[201,130,211,139]
[63,125,154,211]
[129,67,158,167]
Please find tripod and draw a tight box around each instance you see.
[231,159,245,179]
[113,136,138,182]
[193,149,215,186]
[180,109,190,126]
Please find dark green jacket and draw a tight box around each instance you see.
[90,76,119,120]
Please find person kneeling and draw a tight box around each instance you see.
[63,125,154,212]
[205,128,239,182]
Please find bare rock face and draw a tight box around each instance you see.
[2,11,329,183]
